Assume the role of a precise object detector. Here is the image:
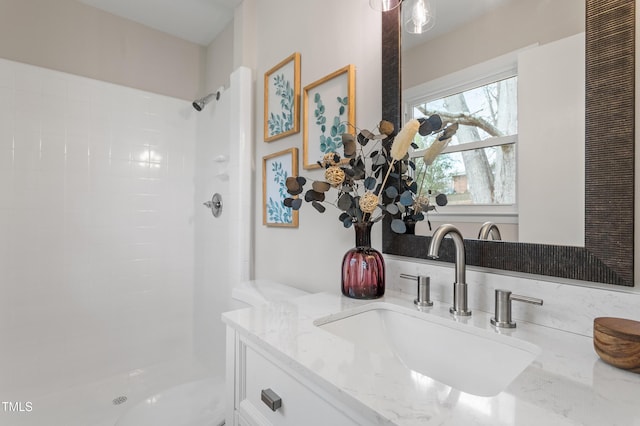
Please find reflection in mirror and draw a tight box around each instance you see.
[401,0,584,243]
[381,0,635,286]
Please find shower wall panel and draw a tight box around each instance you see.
[0,58,197,399]
[193,66,253,378]
[192,86,231,376]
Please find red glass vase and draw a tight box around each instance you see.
[341,222,385,299]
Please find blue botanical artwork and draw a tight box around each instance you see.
[268,73,294,137]
[265,53,300,142]
[263,148,298,227]
[303,65,354,169]
[313,93,348,153]
[266,161,292,224]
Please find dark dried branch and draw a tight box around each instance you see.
[416,107,503,138]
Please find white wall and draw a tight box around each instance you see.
[205,20,235,93]
[0,0,205,100]
[233,0,257,72]
[252,0,382,293]
[518,33,585,246]
[403,0,584,88]
[0,58,197,399]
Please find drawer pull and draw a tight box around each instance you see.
[261,388,282,412]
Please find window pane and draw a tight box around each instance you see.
[412,76,517,149]
[414,144,516,205]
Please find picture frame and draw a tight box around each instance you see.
[262,148,299,227]
[264,52,301,142]
[303,64,355,169]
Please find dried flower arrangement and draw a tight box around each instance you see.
[283,116,458,233]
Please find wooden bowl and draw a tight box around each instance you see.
[593,317,640,373]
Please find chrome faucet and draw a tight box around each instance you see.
[427,224,471,316]
[477,221,502,240]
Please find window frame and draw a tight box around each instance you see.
[403,50,525,224]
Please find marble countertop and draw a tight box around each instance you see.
[222,290,640,425]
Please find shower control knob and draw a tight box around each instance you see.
[203,193,223,217]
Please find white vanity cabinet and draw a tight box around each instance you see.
[225,326,368,426]
[222,291,640,426]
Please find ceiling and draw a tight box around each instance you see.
[77,0,243,46]
[76,0,512,49]
[403,0,513,50]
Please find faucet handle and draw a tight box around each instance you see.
[400,274,433,307]
[491,289,543,328]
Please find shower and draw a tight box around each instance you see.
[192,90,221,111]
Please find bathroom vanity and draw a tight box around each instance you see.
[223,290,640,425]
[224,330,366,425]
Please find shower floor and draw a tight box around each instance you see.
[2,358,217,426]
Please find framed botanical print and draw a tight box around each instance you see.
[264,52,301,142]
[262,148,299,227]
[303,64,355,169]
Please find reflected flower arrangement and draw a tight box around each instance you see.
[283,117,458,233]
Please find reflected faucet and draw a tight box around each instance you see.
[478,222,502,240]
[427,224,471,316]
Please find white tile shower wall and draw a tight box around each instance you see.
[192,67,253,378]
[0,58,197,400]
[386,256,640,337]
[193,82,232,378]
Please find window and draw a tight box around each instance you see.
[404,53,519,221]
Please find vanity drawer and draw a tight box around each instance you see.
[240,345,359,426]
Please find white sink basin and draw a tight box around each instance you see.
[314,303,541,397]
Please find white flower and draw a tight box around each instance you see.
[390,119,420,161]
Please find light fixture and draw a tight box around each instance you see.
[403,0,436,34]
[369,0,402,12]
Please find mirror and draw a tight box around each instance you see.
[381,0,635,286]
[403,0,584,244]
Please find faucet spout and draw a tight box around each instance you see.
[427,224,471,316]
[478,221,502,240]
[428,224,466,285]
